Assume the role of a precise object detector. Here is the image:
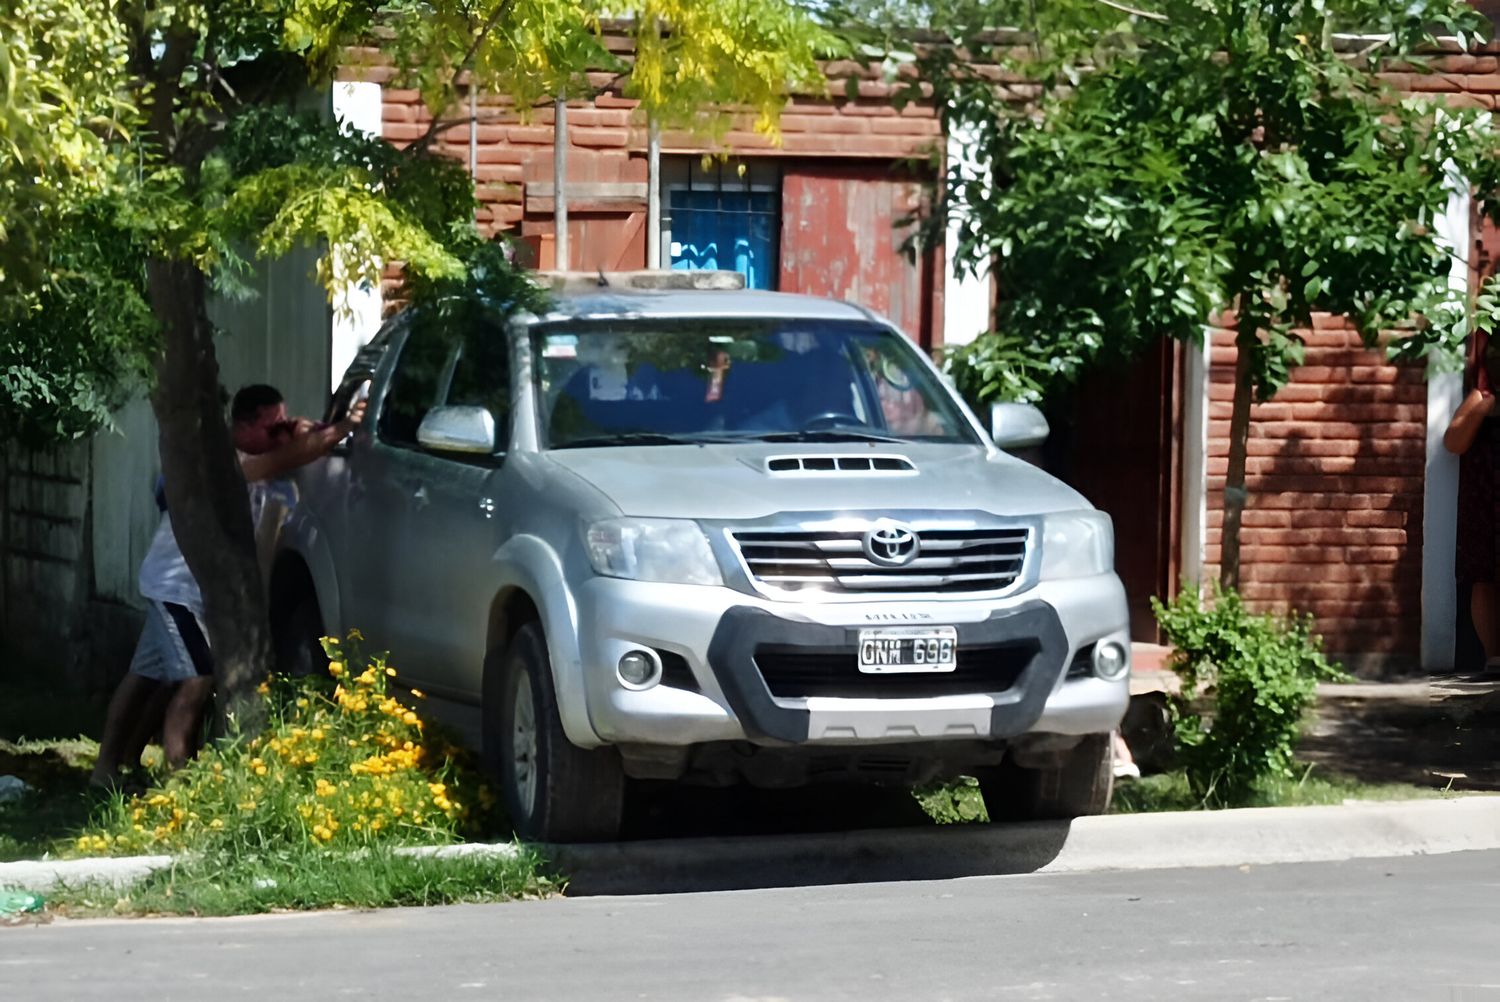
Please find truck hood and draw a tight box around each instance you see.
[542,443,1091,521]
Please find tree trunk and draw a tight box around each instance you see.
[146,257,270,734]
[1219,321,1257,592]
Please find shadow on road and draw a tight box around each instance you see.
[548,784,1073,895]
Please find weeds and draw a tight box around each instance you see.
[44,844,557,917]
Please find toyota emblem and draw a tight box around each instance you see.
[863,522,920,567]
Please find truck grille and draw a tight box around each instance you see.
[730,526,1030,594]
[754,643,1033,698]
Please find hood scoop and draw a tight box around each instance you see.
[763,454,917,476]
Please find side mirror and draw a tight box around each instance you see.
[990,402,1049,450]
[417,405,497,455]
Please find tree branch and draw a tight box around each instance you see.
[407,0,518,153]
[1088,0,1168,23]
[146,27,200,160]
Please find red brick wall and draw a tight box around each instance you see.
[369,59,943,308]
[1202,318,1428,664]
[1195,44,1500,667]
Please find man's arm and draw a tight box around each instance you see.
[241,402,366,482]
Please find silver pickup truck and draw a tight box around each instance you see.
[267,272,1131,841]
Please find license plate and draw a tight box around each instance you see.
[857,626,959,674]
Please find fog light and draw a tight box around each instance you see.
[617,650,660,689]
[1092,641,1129,681]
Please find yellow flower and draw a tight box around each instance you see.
[410,689,424,699]
[256,681,270,695]
[310,728,325,741]
[209,818,224,831]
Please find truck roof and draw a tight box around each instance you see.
[536,287,880,325]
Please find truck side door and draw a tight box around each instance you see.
[346,305,513,698]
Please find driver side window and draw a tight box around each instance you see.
[378,308,511,458]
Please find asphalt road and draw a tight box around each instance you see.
[5,850,1499,1001]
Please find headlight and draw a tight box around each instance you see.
[1039,510,1114,580]
[584,518,723,586]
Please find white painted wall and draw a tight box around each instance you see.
[942,125,992,348]
[92,244,335,606]
[89,398,160,606]
[1422,178,1471,670]
[330,80,387,389]
[1179,338,1210,590]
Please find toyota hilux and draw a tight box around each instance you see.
[267,272,1132,841]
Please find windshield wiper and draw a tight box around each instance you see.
[747,429,906,444]
[553,432,737,449]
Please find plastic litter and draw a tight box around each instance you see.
[0,891,44,916]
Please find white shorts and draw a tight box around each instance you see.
[129,601,212,684]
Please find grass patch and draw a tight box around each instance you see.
[1110,765,1450,814]
[914,776,988,824]
[914,764,1446,824]
[0,635,555,917]
[38,844,557,917]
[0,736,104,862]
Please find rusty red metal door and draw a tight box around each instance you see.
[779,165,936,348]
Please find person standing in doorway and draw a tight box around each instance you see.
[1443,330,1500,675]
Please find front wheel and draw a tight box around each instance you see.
[486,623,625,842]
[977,733,1114,822]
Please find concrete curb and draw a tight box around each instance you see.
[0,855,176,893]
[3,797,1495,896]
[0,842,523,894]
[546,795,1500,895]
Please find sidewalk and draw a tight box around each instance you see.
[1128,643,1500,793]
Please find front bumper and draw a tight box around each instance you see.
[572,573,1130,748]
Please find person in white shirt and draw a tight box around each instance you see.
[89,384,365,791]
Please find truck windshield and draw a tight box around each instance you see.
[531,320,978,449]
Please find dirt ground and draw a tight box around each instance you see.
[1295,677,1500,793]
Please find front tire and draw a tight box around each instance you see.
[487,623,625,842]
[978,733,1114,822]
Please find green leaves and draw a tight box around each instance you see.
[907,0,1497,405]
[1152,583,1346,807]
[3,0,827,446]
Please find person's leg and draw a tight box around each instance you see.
[158,602,215,769]
[120,682,174,773]
[161,676,214,768]
[1472,581,1500,665]
[90,602,181,788]
[90,673,158,787]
